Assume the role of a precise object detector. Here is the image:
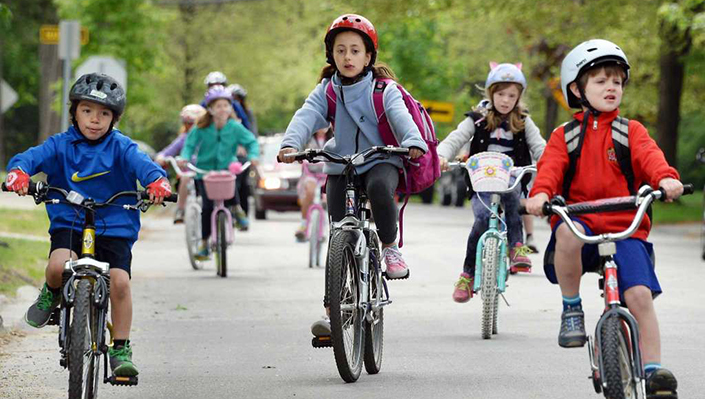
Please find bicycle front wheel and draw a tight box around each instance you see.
[308,209,321,268]
[216,210,228,278]
[328,231,364,383]
[185,202,204,270]
[481,237,499,339]
[363,236,384,375]
[600,315,637,399]
[68,279,98,399]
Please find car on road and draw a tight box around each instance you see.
[251,133,302,219]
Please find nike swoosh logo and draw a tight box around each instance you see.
[71,171,110,182]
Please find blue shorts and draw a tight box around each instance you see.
[543,218,661,300]
[50,229,134,278]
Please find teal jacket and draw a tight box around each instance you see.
[180,119,259,173]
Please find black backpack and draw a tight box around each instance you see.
[561,115,639,199]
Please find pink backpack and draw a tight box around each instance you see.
[325,78,441,246]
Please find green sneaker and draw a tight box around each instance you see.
[109,344,139,377]
[24,283,61,328]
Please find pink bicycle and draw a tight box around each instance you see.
[302,162,328,268]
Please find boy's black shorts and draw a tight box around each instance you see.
[49,229,133,278]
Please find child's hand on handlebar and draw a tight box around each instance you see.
[5,169,30,196]
[525,193,549,217]
[147,177,172,205]
[278,148,297,164]
[408,147,424,160]
[658,178,684,202]
[439,156,449,172]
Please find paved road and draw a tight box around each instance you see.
[0,202,703,399]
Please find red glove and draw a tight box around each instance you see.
[146,177,172,204]
[5,169,30,194]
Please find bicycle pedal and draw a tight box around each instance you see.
[106,375,138,386]
[311,336,333,348]
[47,309,60,326]
[383,270,410,280]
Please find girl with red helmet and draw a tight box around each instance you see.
[278,14,427,338]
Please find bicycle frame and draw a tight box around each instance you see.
[303,164,327,243]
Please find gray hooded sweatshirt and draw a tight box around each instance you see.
[281,71,428,175]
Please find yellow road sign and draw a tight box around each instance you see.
[421,100,454,123]
[40,25,89,45]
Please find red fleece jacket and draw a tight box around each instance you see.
[530,109,679,240]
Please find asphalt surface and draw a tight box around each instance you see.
[0,200,703,399]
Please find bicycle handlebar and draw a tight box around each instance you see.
[2,181,178,206]
[521,184,694,245]
[283,146,409,165]
[164,156,250,177]
[448,162,537,194]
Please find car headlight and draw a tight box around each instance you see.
[262,177,282,190]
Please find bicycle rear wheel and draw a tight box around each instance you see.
[481,237,499,339]
[308,209,322,268]
[68,279,97,399]
[364,236,384,375]
[600,315,637,399]
[216,210,228,278]
[185,202,204,270]
[328,231,364,382]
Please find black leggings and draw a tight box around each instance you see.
[195,179,239,240]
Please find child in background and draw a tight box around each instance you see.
[156,104,207,224]
[524,39,683,397]
[438,63,545,303]
[180,86,259,259]
[294,126,333,242]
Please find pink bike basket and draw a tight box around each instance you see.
[203,171,236,201]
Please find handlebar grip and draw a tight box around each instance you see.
[139,191,178,202]
[2,181,40,193]
[542,202,552,217]
[683,183,694,196]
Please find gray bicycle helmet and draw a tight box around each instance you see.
[227,84,247,98]
[485,63,527,91]
[560,39,630,109]
[69,73,126,117]
[204,71,228,86]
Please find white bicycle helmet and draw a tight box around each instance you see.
[227,84,247,98]
[485,63,527,91]
[180,104,206,124]
[204,71,228,86]
[560,39,630,109]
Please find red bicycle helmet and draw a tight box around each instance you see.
[324,14,378,66]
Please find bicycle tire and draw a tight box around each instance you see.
[216,211,228,278]
[364,236,384,375]
[86,291,103,399]
[600,315,637,399]
[481,237,499,339]
[308,209,321,268]
[328,231,364,382]
[68,279,92,399]
[492,291,499,335]
[185,202,204,270]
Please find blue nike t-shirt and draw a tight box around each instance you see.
[6,126,166,243]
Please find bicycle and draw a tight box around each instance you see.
[285,146,409,383]
[449,152,536,339]
[165,157,204,270]
[300,162,328,268]
[696,148,705,261]
[170,157,250,278]
[2,180,176,398]
[532,184,693,399]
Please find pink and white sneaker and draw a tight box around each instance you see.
[382,245,410,279]
[509,242,532,274]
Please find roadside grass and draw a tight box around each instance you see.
[0,238,48,297]
[651,190,701,224]
[0,208,49,236]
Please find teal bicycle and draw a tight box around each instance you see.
[450,152,535,339]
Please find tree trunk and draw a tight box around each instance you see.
[0,32,5,169]
[39,43,62,143]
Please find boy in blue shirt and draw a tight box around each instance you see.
[4,73,172,378]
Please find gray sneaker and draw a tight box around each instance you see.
[310,318,331,337]
[24,283,61,328]
[109,344,139,377]
[558,306,586,348]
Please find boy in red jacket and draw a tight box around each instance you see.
[525,39,683,398]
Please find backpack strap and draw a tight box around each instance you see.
[561,118,584,200]
[325,81,337,128]
[611,116,635,195]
